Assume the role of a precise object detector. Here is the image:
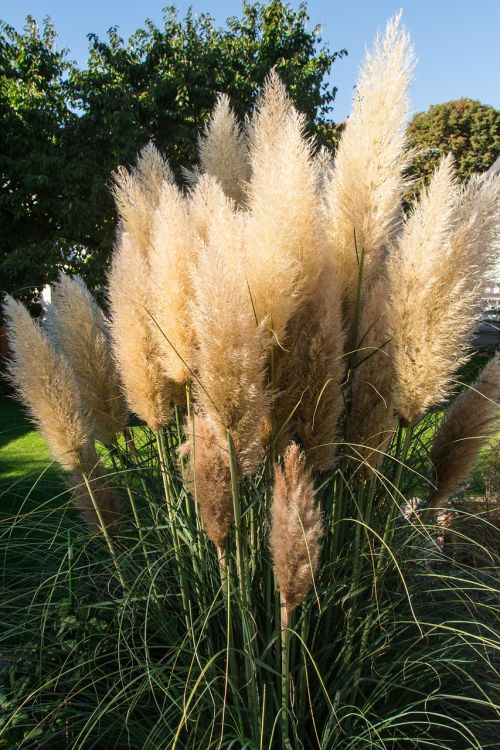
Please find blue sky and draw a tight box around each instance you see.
[2,1,499,121]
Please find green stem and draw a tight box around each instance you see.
[67,529,73,608]
[227,430,259,740]
[156,430,191,633]
[81,470,126,591]
[281,602,291,750]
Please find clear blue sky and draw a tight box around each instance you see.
[2,1,499,121]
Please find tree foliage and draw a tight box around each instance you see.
[407,98,500,188]
[0,2,346,302]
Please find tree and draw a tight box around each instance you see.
[0,2,346,301]
[0,17,77,309]
[407,98,500,187]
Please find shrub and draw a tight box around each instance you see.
[1,14,499,749]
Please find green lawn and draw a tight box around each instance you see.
[0,397,66,518]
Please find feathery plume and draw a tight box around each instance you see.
[270,443,323,613]
[149,182,198,384]
[388,158,500,422]
[324,13,414,312]
[188,173,233,245]
[45,273,128,443]
[244,70,324,346]
[112,143,172,256]
[274,259,345,470]
[198,93,250,205]
[349,277,395,472]
[181,415,233,548]
[108,232,177,429]
[428,355,500,511]
[190,199,269,473]
[3,295,93,470]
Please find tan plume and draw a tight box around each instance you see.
[3,295,93,470]
[428,355,500,512]
[349,277,396,473]
[45,273,128,443]
[181,415,233,548]
[270,443,323,613]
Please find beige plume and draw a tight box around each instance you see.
[274,258,345,470]
[112,143,172,257]
[389,157,499,423]
[427,355,500,513]
[270,443,323,613]
[198,93,250,205]
[149,182,198,384]
[108,232,177,429]
[45,273,128,444]
[3,295,93,470]
[190,200,269,473]
[324,13,414,314]
[244,70,324,346]
[181,415,233,548]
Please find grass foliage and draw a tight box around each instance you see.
[1,414,498,749]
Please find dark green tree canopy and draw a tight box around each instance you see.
[407,98,500,186]
[0,2,346,303]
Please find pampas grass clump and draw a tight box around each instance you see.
[2,14,499,750]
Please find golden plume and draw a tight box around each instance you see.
[108,232,177,429]
[149,182,198,384]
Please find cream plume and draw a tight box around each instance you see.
[181,415,233,548]
[198,93,250,205]
[112,143,172,256]
[389,157,500,423]
[190,200,269,473]
[270,443,323,613]
[188,173,234,246]
[108,232,177,429]
[45,273,128,443]
[244,70,324,346]
[324,13,414,310]
[428,355,500,511]
[274,259,345,470]
[149,182,198,384]
[3,295,93,470]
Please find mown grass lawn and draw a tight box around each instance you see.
[0,397,66,518]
